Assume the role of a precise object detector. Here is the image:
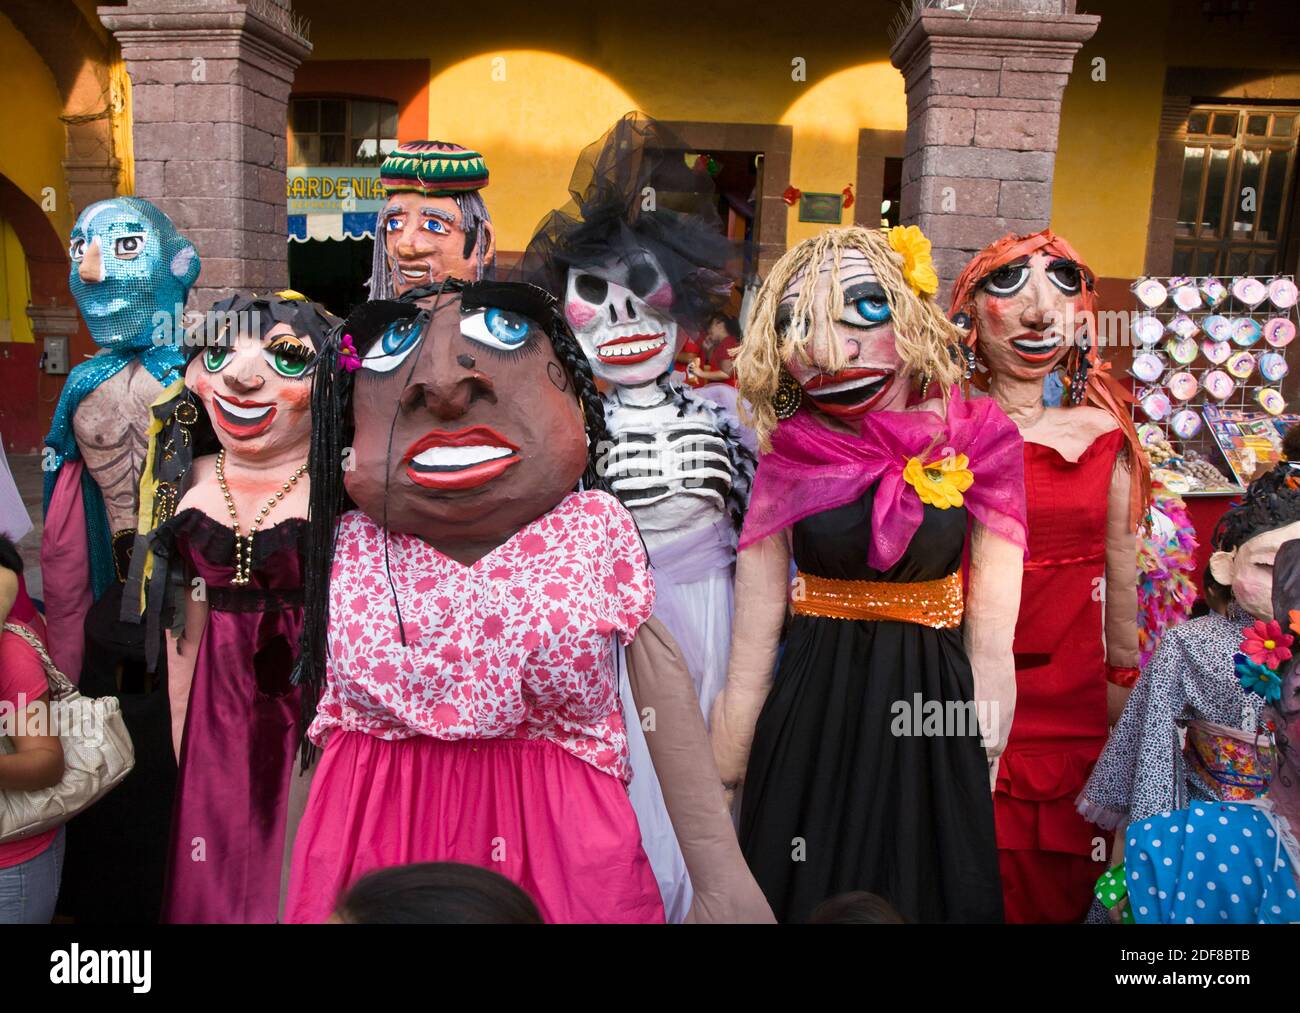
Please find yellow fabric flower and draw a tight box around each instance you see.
[887,225,939,298]
[903,452,974,509]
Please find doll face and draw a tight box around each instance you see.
[565,253,678,387]
[345,287,588,549]
[971,251,1086,381]
[186,321,315,460]
[778,249,909,418]
[381,193,492,294]
[1210,520,1300,620]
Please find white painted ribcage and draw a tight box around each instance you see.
[603,423,733,510]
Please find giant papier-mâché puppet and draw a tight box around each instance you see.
[127,291,337,923]
[949,230,1153,924]
[283,277,771,925]
[42,197,199,682]
[1080,466,1300,924]
[517,113,755,921]
[712,225,1028,924]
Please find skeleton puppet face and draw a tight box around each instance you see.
[565,253,677,386]
[778,248,911,419]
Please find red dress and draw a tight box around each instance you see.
[994,428,1123,923]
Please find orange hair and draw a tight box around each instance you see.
[949,229,1152,531]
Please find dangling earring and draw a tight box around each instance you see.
[918,371,932,401]
[1069,339,1091,407]
[772,369,803,421]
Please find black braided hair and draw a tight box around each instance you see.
[292,280,615,767]
[1212,464,1300,554]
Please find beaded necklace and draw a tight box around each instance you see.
[214,449,307,586]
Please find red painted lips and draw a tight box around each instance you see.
[595,332,668,365]
[804,367,895,418]
[1008,330,1063,364]
[404,425,521,491]
[212,393,278,439]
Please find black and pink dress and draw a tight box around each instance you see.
[285,490,664,923]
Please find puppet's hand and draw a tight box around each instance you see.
[709,691,748,791]
[1107,682,1133,726]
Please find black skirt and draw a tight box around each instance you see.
[738,486,1003,923]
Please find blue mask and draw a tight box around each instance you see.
[68,197,201,351]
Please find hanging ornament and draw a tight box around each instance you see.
[782,185,802,206]
[841,184,855,210]
[706,157,722,177]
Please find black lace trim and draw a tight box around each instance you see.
[151,508,308,568]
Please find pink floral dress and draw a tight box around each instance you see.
[285,491,664,924]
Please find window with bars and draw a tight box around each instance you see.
[1173,105,1299,277]
[288,97,399,168]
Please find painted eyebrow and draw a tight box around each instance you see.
[117,222,146,232]
[420,208,456,223]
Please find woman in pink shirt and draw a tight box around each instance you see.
[0,536,65,923]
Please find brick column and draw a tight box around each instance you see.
[98,0,311,310]
[890,2,1099,304]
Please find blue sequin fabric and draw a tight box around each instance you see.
[43,197,199,600]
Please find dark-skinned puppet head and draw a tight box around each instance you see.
[515,112,736,388]
[296,278,614,751]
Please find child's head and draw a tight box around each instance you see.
[331,862,543,924]
[808,891,906,924]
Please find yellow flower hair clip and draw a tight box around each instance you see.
[887,225,939,298]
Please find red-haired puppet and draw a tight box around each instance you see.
[950,230,1152,924]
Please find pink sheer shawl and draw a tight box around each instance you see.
[740,388,1028,571]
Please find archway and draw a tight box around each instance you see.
[0,174,78,452]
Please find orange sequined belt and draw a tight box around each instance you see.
[791,570,964,628]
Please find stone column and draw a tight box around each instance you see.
[98,0,311,311]
[890,1,1099,304]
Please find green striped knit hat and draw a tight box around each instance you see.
[380,141,489,196]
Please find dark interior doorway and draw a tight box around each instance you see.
[288,237,374,318]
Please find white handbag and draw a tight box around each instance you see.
[0,622,135,843]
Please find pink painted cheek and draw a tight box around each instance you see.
[1232,568,1273,618]
[566,301,597,329]
[860,327,902,367]
[644,282,673,311]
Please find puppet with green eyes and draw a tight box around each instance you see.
[127,291,337,923]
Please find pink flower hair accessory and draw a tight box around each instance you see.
[338,332,362,373]
[1239,619,1294,670]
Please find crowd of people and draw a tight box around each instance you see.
[1,112,1297,925]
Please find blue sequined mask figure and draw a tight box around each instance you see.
[68,197,200,350]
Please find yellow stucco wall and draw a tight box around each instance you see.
[297,0,1300,281]
[0,13,68,343]
[300,0,905,254]
[0,220,34,343]
[0,14,69,236]
[1051,0,1169,280]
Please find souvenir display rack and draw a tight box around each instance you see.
[1128,273,1298,495]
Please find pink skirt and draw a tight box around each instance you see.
[285,731,664,924]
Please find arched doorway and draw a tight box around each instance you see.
[0,174,78,452]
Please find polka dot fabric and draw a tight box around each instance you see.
[1125,804,1300,923]
[310,491,655,782]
